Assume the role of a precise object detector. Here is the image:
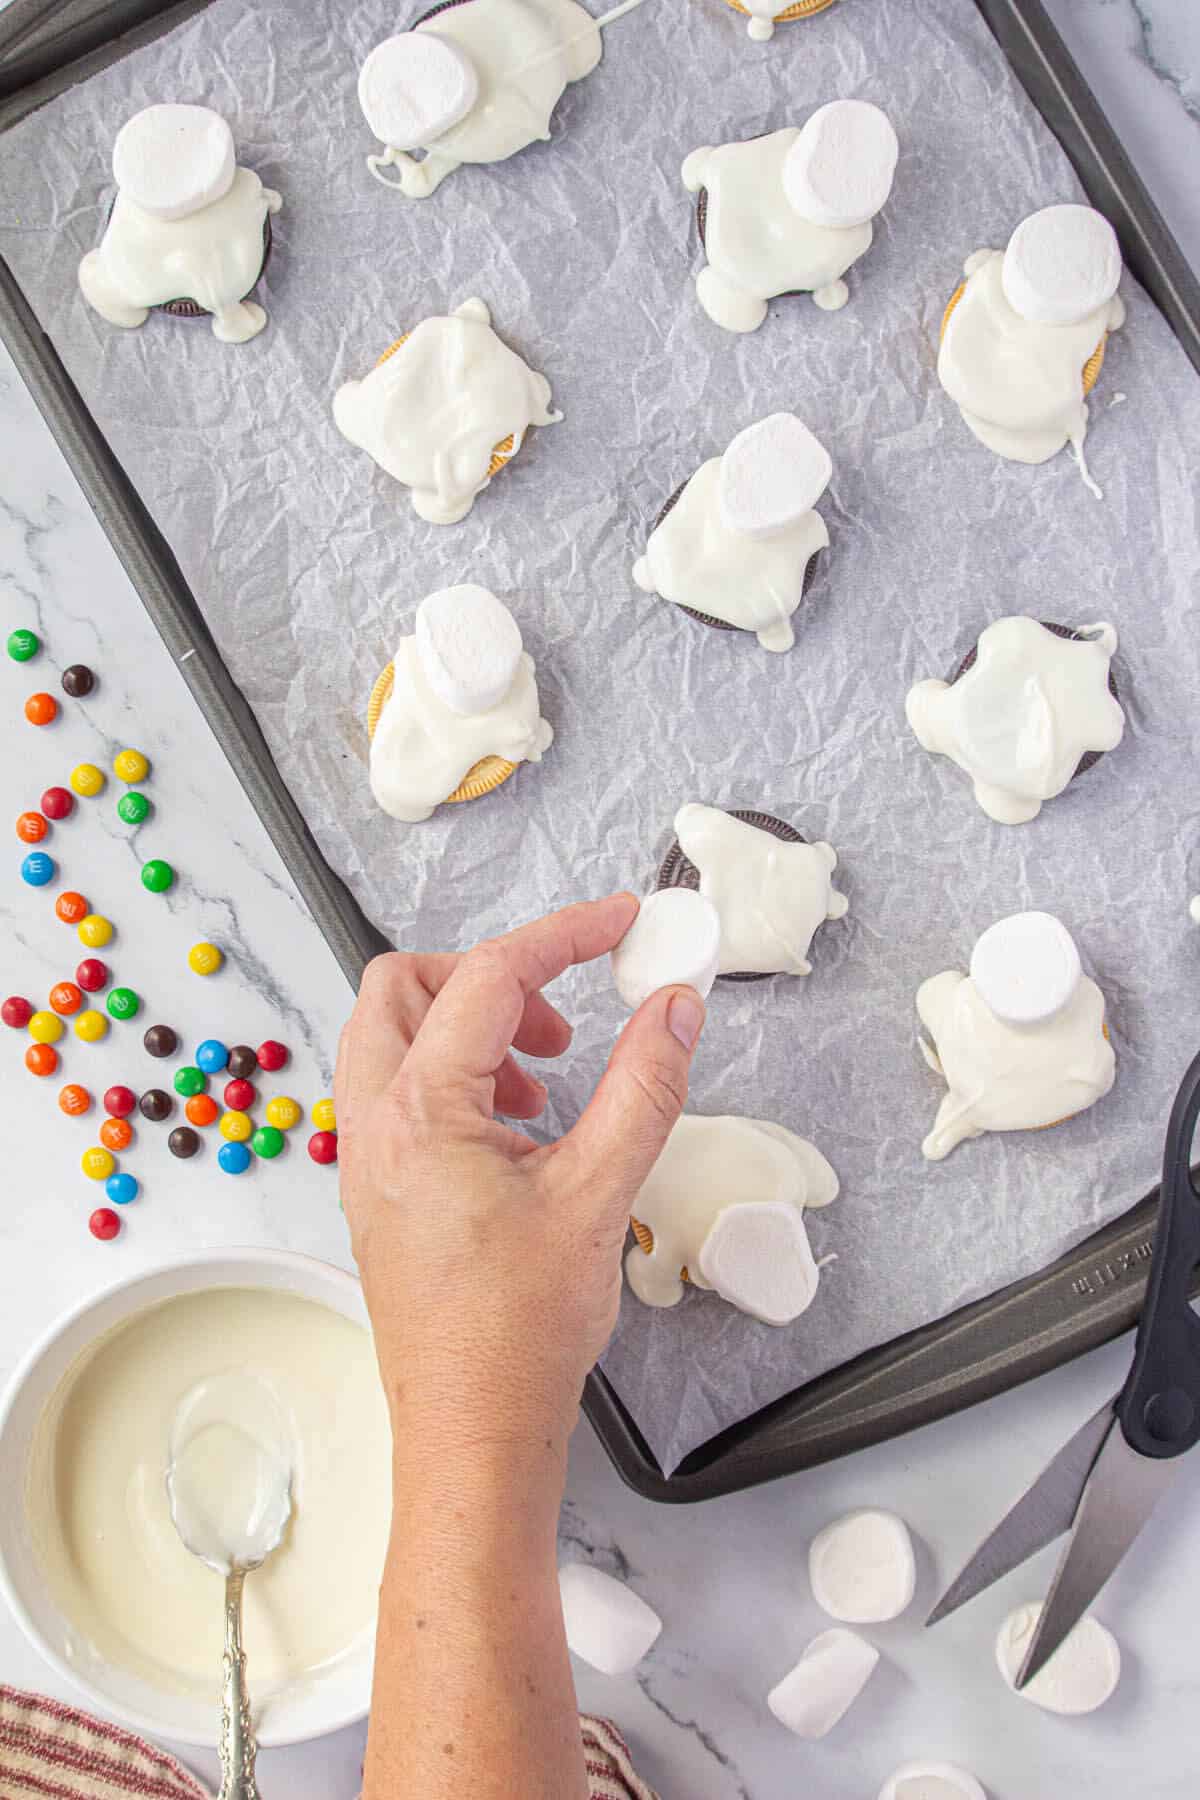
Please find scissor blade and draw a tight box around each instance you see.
[926,1400,1115,1627]
[1017,1422,1179,1689]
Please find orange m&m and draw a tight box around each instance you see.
[50,981,84,1017]
[100,1116,133,1152]
[24,693,57,726]
[185,1094,219,1128]
[56,892,89,925]
[25,1043,58,1077]
[58,1084,92,1116]
[16,812,47,843]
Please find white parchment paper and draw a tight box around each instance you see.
[3,0,1199,1474]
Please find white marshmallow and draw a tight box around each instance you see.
[610,889,721,1012]
[879,1763,989,1800]
[558,1564,662,1676]
[996,1603,1121,1715]
[415,585,524,718]
[1190,895,1200,926]
[718,414,833,540]
[696,1200,821,1326]
[357,32,480,152]
[767,1628,879,1739]
[969,911,1082,1028]
[783,100,898,230]
[809,1509,917,1624]
[111,104,236,221]
[1002,204,1122,327]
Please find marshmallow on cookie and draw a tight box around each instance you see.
[78,104,282,344]
[683,100,898,332]
[356,0,602,199]
[917,911,1115,1161]
[634,414,832,653]
[938,203,1126,495]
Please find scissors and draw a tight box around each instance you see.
[927,1045,1200,1689]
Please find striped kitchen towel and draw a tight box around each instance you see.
[0,1687,209,1799]
[581,1715,660,1800]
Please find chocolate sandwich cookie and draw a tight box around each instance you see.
[695,148,807,305]
[102,197,274,320]
[658,808,804,982]
[940,281,1107,394]
[649,481,823,633]
[954,622,1120,780]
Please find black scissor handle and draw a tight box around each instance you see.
[1118,1047,1200,1460]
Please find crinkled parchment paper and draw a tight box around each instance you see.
[3,0,1199,1473]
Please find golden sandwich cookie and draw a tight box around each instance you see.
[366,662,517,806]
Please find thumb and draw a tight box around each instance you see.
[553,985,706,1213]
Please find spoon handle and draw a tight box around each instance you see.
[218,1569,259,1800]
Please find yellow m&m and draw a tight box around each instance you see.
[113,748,150,784]
[265,1095,301,1131]
[311,1098,336,1132]
[78,914,114,949]
[81,1146,115,1181]
[69,763,105,798]
[188,941,223,976]
[74,1010,109,1043]
[219,1110,253,1143]
[27,1010,64,1045]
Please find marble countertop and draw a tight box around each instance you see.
[1,2,1198,1795]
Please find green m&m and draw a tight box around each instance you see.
[252,1125,285,1160]
[118,791,151,825]
[174,1065,206,1098]
[106,987,141,1022]
[141,858,174,893]
[7,629,39,663]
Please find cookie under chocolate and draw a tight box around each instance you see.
[658,808,804,984]
[159,214,274,318]
[695,143,807,303]
[650,480,823,633]
[954,621,1120,780]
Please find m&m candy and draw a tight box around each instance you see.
[188,942,223,976]
[100,1116,133,1152]
[168,1126,200,1159]
[56,892,89,925]
[196,1040,229,1074]
[219,1141,252,1176]
[252,1125,284,1160]
[143,1023,178,1058]
[78,915,114,949]
[24,693,57,726]
[114,749,150,784]
[141,859,174,894]
[7,628,39,662]
[117,791,151,825]
[257,1040,288,1073]
[50,981,83,1016]
[82,1146,115,1181]
[2,996,33,1029]
[58,1084,92,1116]
[139,1089,173,1122]
[41,787,74,820]
[311,1098,336,1132]
[61,665,95,699]
[70,763,105,798]
[25,1043,58,1077]
[186,1094,219,1128]
[21,852,55,887]
[107,987,140,1022]
[16,812,47,844]
[308,1131,338,1166]
[219,1110,253,1143]
[224,1078,256,1111]
[76,958,109,992]
[266,1095,301,1131]
[89,1207,121,1241]
[28,1010,64,1045]
[105,1172,139,1206]
[103,1085,137,1119]
[227,1046,257,1080]
[74,1010,108,1043]
[174,1066,206,1098]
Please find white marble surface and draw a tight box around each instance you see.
[1,2,1198,1796]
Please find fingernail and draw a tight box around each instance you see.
[668,990,705,1051]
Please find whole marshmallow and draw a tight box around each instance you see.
[969,911,1082,1028]
[1002,204,1122,326]
[111,104,236,221]
[879,1764,989,1800]
[996,1603,1120,1715]
[767,1628,879,1739]
[697,1200,821,1326]
[809,1509,917,1624]
[718,414,833,540]
[1191,895,1200,926]
[415,585,524,717]
[358,33,479,151]
[610,889,722,1012]
[558,1564,662,1676]
[783,100,899,230]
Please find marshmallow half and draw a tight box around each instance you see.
[415,585,524,717]
[783,100,898,230]
[1002,204,1122,326]
[718,414,833,539]
[610,889,721,1012]
[558,1564,662,1676]
[767,1628,879,1739]
[809,1509,917,1624]
[357,32,479,151]
[879,1764,989,1800]
[969,911,1082,1027]
[111,104,236,221]
[996,1603,1120,1715]
[697,1200,821,1326]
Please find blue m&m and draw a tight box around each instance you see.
[105,1171,139,1206]
[195,1038,229,1074]
[218,1141,252,1176]
[21,851,55,887]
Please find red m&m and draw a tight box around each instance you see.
[76,959,109,993]
[103,1085,137,1119]
[89,1207,121,1242]
[2,996,33,1029]
[308,1131,338,1165]
[257,1040,288,1072]
[224,1078,256,1111]
[41,787,74,821]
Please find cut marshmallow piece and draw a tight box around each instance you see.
[879,1763,989,1800]
[1189,895,1200,926]
[357,32,479,152]
[111,104,236,221]
[415,585,524,717]
[697,1200,821,1326]
[809,1509,917,1624]
[718,414,833,540]
[969,911,1082,1027]
[558,1564,662,1676]
[1002,204,1122,327]
[767,1628,879,1739]
[610,889,721,1012]
[996,1603,1120,1715]
[783,100,899,230]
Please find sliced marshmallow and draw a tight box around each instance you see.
[996,1603,1120,1715]
[879,1763,989,1800]
[415,585,524,718]
[111,104,236,221]
[767,1628,879,1739]
[610,889,721,1012]
[558,1564,662,1676]
[809,1509,916,1624]
[783,100,899,230]
[357,32,479,152]
[1002,204,1122,327]
[969,911,1082,1028]
[697,1200,820,1326]
[1191,895,1200,926]
[718,414,832,540]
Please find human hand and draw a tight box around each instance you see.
[335,894,706,1463]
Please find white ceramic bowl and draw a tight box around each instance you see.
[0,1248,377,1749]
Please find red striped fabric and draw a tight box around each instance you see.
[580,1715,660,1800]
[0,1689,208,1799]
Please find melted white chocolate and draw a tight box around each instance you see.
[906,617,1125,824]
[938,250,1125,494]
[78,168,282,344]
[917,966,1115,1161]
[625,1114,838,1320]
[674,803,847,976]
[333,298,561,525]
